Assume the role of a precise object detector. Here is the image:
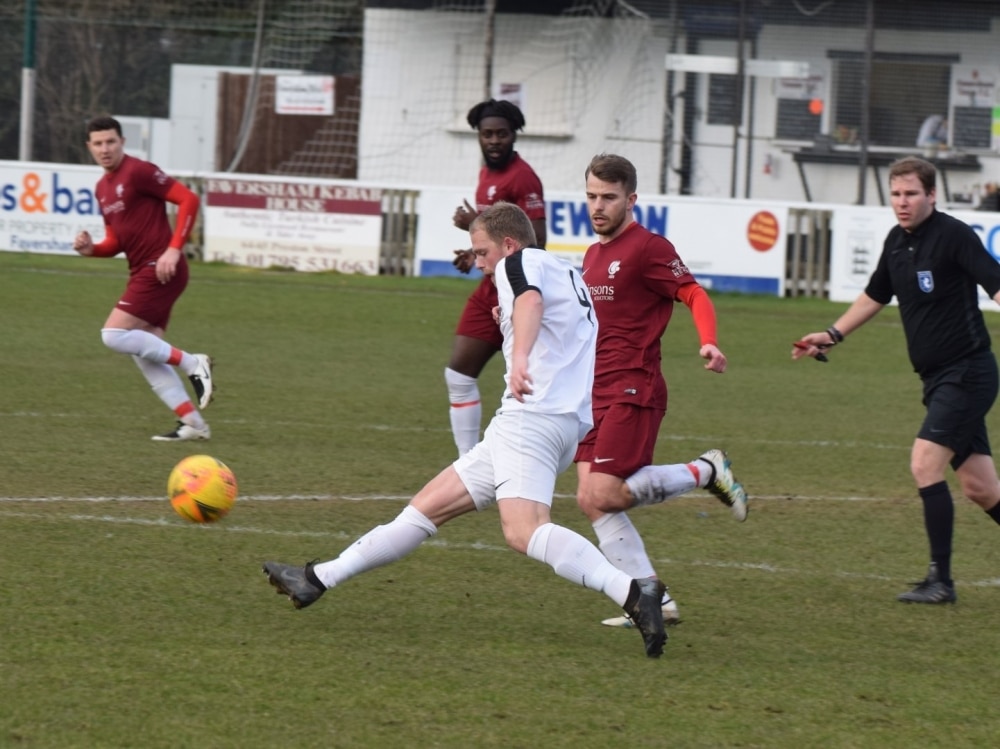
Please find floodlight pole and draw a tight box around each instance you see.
[19,0,37,161]
[730,0,747,199]
[483,0,496,99]
[856,0,875,205]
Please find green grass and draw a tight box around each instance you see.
[4,252,1000,748]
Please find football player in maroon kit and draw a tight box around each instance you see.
[72,116,214,441]
[445,99,546,457]
[575,154,748,629]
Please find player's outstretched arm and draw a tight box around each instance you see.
[792,292,884,361]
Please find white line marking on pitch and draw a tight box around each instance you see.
[2,507,998,589]
[0,492,890,503]
[0,410,912,450]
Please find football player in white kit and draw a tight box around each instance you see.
[263,202,667,658]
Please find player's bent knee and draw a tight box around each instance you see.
[101,328,131,353]
[579,487,630,515]
[505,538,529,554]
[499,525,533,554]
[961,478,996,507]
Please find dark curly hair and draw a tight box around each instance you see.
[466,99,526,131]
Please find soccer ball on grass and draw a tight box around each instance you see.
[168,454,238,523]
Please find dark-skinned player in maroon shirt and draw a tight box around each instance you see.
[446,99,546,457]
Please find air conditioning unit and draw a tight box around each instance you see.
[114,115,152,162]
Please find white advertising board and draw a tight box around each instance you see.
[0,161,105,255]
[202,174,383,274]
[275,75,335,115]
[829,205,1000,308]
[414,187,788,295]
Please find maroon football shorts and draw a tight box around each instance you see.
[117,260,189,330]
[575,401,666,478]
[455,275,503,349]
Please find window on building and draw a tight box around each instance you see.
[707,73,739,126]
[831,52,954,148]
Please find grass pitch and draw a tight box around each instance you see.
[3,252,1000,748]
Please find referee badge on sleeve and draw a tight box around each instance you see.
[917,270,934,293]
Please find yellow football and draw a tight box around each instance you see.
[167,455,238,523]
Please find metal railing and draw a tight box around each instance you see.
[785,208,832,298]
[380,188,419,276]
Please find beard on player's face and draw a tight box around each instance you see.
[483,142,514,169]
[591,206,628,237]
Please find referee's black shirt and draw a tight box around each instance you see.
[866,210,1000,377]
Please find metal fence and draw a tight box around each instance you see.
[4,0,998,291]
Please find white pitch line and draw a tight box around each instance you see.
[0,494,414,503]
[3,508,998,589]
[0,492,895,503]
[0,410,913,450]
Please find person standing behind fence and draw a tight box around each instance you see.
[794,155,1000,605]
[445,99,547,456]
[72,115,214,441]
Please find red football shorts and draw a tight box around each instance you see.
[117,260,189,330]
[455,275,503,349]
[575,402,665,478]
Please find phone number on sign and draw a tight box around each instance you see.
[207,251,377,274]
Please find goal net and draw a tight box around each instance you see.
[354,0,666,192]
[17,0,665,192]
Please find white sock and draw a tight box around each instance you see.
[102,328,172,361]
[694,458,714,488]
[625,463,698,506]
[313,505,437,588]
[175,352,199,375]
[103,328,198,373]
[526,522,634,607]
[445,367,481,456]
[592,512,657,579]
[132,356,206,429]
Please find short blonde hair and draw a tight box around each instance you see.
[469,202,538,248]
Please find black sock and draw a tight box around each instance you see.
[919,481,954,584]
[986,500,1000,525]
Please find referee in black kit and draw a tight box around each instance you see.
[793,156,1000,605]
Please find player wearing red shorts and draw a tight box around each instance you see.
[446,99,546,456]
[574,154,748,629]
[72,116,214,441]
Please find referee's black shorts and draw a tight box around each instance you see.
[919,350,998,469]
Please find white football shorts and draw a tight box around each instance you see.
[454,410,581,511]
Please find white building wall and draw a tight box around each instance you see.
[167,64,302,174]
[358,8,666,195]
[159,12,1000,208]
